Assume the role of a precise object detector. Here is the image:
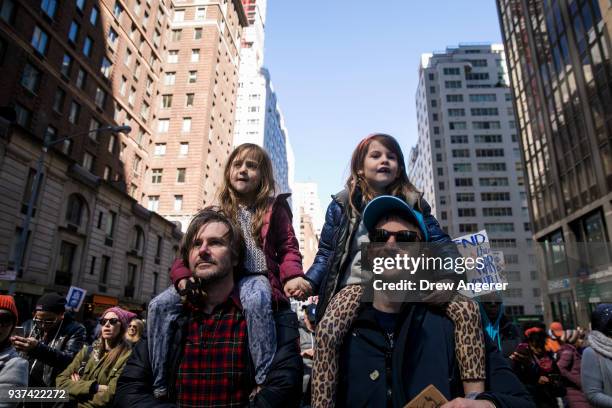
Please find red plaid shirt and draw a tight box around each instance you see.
[176,293,249,407]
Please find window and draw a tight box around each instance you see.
[68,21,80,43]
[134,61,141,79]
[179,142,189,155]
[176,168,186,183]
[131,226,144,252]
[1,0,15,23]
[471,108,498,116]
[458,208,476,217]
[154,143,166,156]
[455,178,473,187]
[119,76,127,95]
[157,119,169,133]
[469,94,496,102]
[82,152,94,171]
[88,117,100,139]
[448,108,465,117]
[165,72,176,85]
[125,263,137,297]
[473,121,501,129]
[456,193,475,202]
[100,256,110,284]
[465,72,489,80]
[446,94,463,102]
[161,94,172,108]
[185,93,195,107]
[90,7,99,25]
[108,134,116,153]
[75,0,85,11]
[61,54,72,77]
[45,126,57,143]
[433,127,440,135]
[68,101,80,124]
[483,208,513,216]
[132,155,142,175]
[31,26,49,54]
[15,104,32,128]
[174,195,183,211]
[52,88,65,112]
[147,196,159,211]
[452,149,470,158]
[94,87,106,108]
[484,223,515,232]
[173,9,184,22]
[72,68,85,90]
[476,149,504,157]
[195,7,205,20]
[453,163,471,172]
[182,117,191,132]
[108,28,118,46]
[151,169,162,183]
[481,192,511,201]
[429,86,436,93]
[65,194,86,226]
[191,49,200,62]
[459,224,478,233]
[449,121,466,130]
[477,162,506,171]
[436,153,442,162]
[479,177,509,186]
[188,71,197,83]
[171,29,181,41]
[443,67,461,75]
[445,80,462,88]
[124,49,133,66]
[168,50,178,63]
[155,235,163,258]
[55,241,77,286]
[140,102,149,119]
[490,239,517,248]
[451,135,468,144]
[21,63,41,93]
[194,28,202,39]
[474,134,502,143]
[41,0,57,18]
[128,87,136,106]
[470,59,488,67]
[100,57,111,78]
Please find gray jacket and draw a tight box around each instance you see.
[582,346,612,407]
[0,345,28,408]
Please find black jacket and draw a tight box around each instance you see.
[22,316,86,387]
[336,304,536,408]
[114,308,303,408]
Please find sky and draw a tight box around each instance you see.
[264,0,504,207]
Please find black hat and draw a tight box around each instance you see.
[35,293,66,314]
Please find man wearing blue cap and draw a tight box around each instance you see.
[332,195,534,408]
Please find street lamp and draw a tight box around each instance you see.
[8,124,131,294]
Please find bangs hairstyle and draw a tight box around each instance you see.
[217,143,275,246]
[347,133,420,214]
[180,207,245,275]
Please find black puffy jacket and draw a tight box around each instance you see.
[114,308,303,408]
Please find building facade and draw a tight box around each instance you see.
[496,0,612,327]
[0,121,180,321]
[409,44,541,317]
[146,0,248,231]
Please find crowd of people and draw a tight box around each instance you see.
[0,136,610,407]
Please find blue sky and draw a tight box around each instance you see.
[264,0,504,206]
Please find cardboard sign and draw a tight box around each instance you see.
[404,384,448,408]
[66,286,87,312]
[452,230,506,298]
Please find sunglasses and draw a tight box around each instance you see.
[100,318,120,326]
[369,229,423,243]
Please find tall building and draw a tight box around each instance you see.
[146,0,248,231]
[496,0,612,327]
[233,0,292,194]
[409,44,541,317]
[292,182,323,235]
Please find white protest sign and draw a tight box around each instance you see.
[452,230,506,297]
[66,286,87,312]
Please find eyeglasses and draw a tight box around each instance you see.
[100,318,120,326]
[368,229,423,243]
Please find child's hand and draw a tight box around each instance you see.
[283,277,311,300]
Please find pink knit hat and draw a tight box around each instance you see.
[101,307,137,330]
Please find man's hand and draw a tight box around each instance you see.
[71,373,81,382]
[538,375,550,384]
[11,336,38,352]
[283,277,312,300]
[441,398,496,408]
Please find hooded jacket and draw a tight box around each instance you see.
[22,315,86,387]
[336,303,535,408]
[171,193,303,305]
[115,308,303,408]
[305,189,458,321]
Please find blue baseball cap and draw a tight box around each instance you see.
[362,195,429,241]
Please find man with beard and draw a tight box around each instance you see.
[115,208,302,407]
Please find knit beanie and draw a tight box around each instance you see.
[101,307,137,330]
[35,293,66,314]
[0,296,18,322]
